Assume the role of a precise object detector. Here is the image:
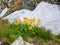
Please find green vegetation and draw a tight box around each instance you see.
[0,19,60,44]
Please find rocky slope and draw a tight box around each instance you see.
[0,0,60,13]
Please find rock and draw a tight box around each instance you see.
[11,36,24,45]
[28,38,34,43]
[21,0,37,10]
[9,0,22,13]
[36,0,60,5]
[0,7,8,18]
[0,6,2,13]
[43,0,60,5]
[0,0,9,13]
[1,42,10,45]
[0,42,1,45]
[0,0,60,13]
[28,38,45,45]
[0,37,10,45]
[24,42,33,45]
[35,40,44,45]
[11,36,33,45]
[33,1,60,34]
[47,40,56,45]
[36,0,42,3]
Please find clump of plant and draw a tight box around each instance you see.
[10,17,53,41]
[0,17,60,44]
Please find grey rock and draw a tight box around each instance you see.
[20,0,37,10]
[43,0,60,5]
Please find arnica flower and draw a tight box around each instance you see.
[14,18,21,25]
[37,18,41,24]
[23,17,28,24]
[28,26,32,30]
[29,18,35,24]
[32,18,36,21]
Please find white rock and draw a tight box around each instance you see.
[11,36,33,45]
[11,36,24,45]
[0,7,8,17]
[3,9,32,23]
[24,42,33,45]
[0,42,2,45]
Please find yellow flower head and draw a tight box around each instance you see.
[14,18,21,25]
[23,17,28,20]
[37,18,41,24]
[28,26,32,30]
[23,17,28,24]
[32,18,36,21]
[29,18,35,24]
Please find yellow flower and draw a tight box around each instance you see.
[23,17,28,20]
[32,18,36,21]
[37,18,41,24]
[14,18,21,25]
[23,17,28,24]
[28,26,32,30]
[29,18,35,24]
